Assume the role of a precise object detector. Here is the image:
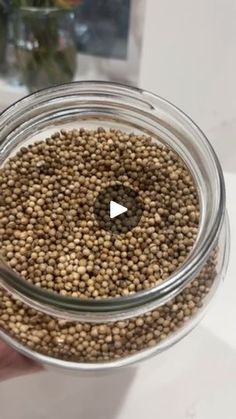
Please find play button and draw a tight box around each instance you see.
[94,184,144,234]
[110,201,127,219]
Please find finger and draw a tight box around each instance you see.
[0,340,42,382]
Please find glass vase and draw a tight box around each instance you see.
[0,6,9,74]
[13,7,77,92]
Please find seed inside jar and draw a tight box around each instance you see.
[0,128,199,298]
[0,128,217,363]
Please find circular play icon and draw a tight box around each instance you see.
[110,200,128,219]
[94,184,144,234]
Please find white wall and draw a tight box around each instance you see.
[140,0,236,172]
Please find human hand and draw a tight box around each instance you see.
[0,340,42,382]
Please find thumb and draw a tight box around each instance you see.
[0,340,42,382]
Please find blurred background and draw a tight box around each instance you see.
[0,0,144,92]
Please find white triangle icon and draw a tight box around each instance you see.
[110,201,128,219]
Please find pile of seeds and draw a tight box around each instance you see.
[0,128,199,299]
[0,248,217,362]
[0,127,218,363]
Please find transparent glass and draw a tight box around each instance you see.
[13,8,77,92]
[0,82,230,371]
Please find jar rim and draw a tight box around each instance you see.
[0,81,226,320]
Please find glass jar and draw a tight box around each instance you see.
[0,82,229,371]
[13,7,77,92]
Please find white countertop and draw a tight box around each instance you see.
[0,1,236,418]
